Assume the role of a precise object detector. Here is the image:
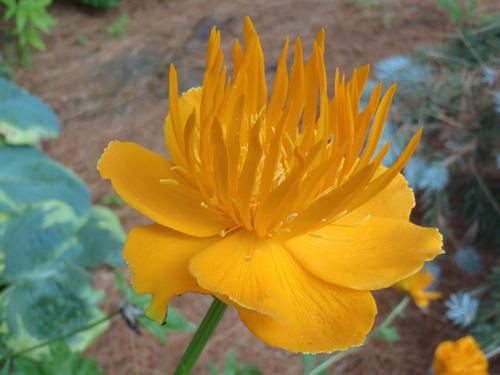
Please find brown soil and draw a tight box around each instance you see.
[14,0,500,374]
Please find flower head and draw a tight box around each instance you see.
[453,246,483,275]
[445,292,479,327]
[98,18,443,353]
[432,336,489,375]
[394,267,442,309]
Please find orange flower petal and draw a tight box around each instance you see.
[394,268,441,308]
[123,224,217,322]
[188,231,377,352]
[165,86,202,167]
[433,336,489,375]
[237,286,375,353]
[98,141,232,237]
[341,170,415,223]
[285,217,443,291]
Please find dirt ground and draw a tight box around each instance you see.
[14,0,500,374]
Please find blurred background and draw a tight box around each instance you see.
[0,0,499,374]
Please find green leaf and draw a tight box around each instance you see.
[136,316,168,345]
[105,14,128,38]
[3,0,17,21]
[12,343,104,375]
[372,326,400,342]
[302,354,328,375]
[26,27,46,51]
[0,146,89,216]
[0,78,59,145]
[0,202,81,280]
[164,307,196,333]
[1,273,108,356]
[0,361,11,375]
[78,0,120,8]
[15,5,28,32]
[0,202,112,356]
[223,350,239,375]
[63,206,125,268]
[114,271,196,342]
[99,193,124,207]
[209,350,263,375]
[39,343,104,375]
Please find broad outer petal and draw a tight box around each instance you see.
[189,231,376,352]
[98,141,232,237]
[123,224,218,322]
[286,217,443,291]
[339,170,415,225]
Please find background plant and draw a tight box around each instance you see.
[0,77,194,374]
[366,11,500,363]
[0,0,55,65]
[0,0,121,67]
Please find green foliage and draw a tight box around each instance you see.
[0,0,56,65]
[0,146,88,215]
[10,343,104,375]
[64,206,125,268]
[99,193,124,207]
[106,14,128,39]
[435,0,483,25]
[0,202,111,355]
[77,0,119,8]
[0,78,59,145]
[371,326,400,342]
[209,350,262,375]
[75,33,88,46]
[0,80,126,365]
[372,16,500,248]
[470,259,500,353]
[114,272,196,344]
[302,355,327,375]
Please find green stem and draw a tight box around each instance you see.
[308,349,357,375]
[308,297,410,375]
[378,297,410,330]
[9,310,119,359]
[174,298,227,375]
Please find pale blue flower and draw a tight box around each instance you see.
[445,292,479,327]
[453,246,483,275]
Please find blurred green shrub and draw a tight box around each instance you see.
[0,0,56,65]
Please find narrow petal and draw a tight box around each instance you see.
[98,141,232,237]
[286,217,443,291]
[123,224,217,322]
[164,87,202,167]
[189,231,376,352]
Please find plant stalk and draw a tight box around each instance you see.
[174,298,227,375]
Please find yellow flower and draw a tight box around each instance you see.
[433,336,489,375]
[98,18,443,353]
[394,267,442,308]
